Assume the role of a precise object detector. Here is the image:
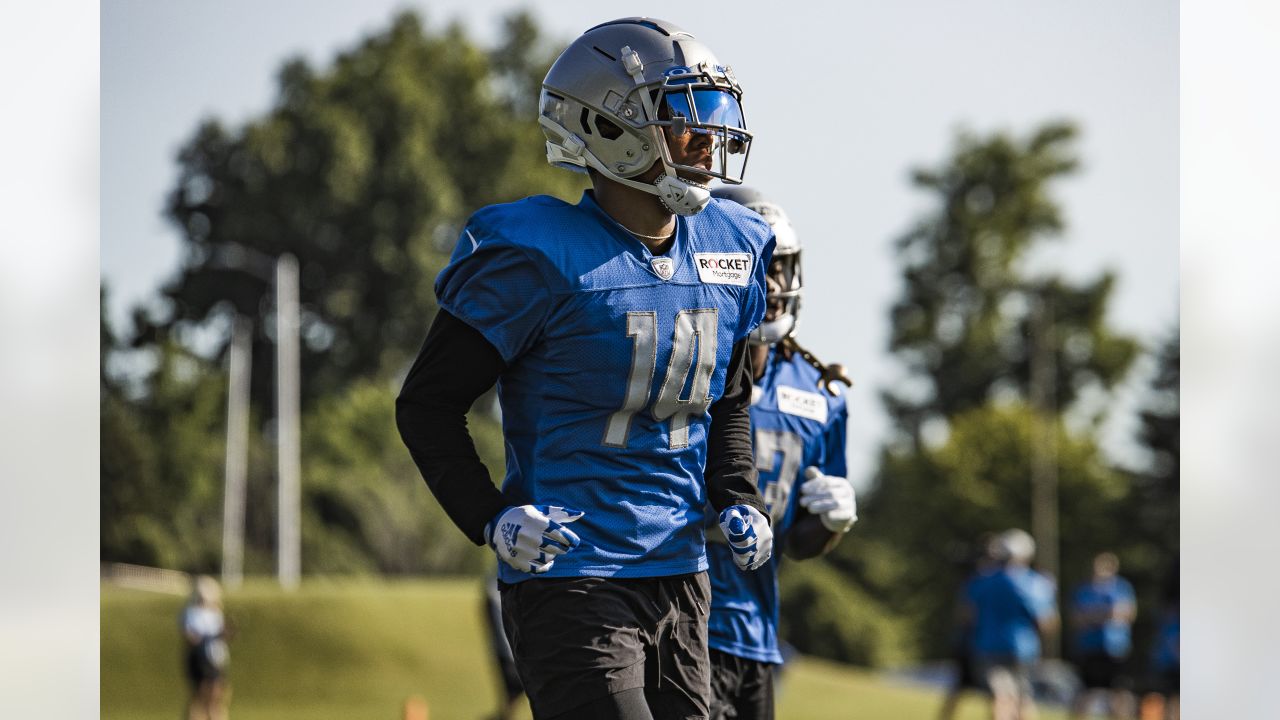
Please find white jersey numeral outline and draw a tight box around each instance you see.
[755,428,805,525]
[603,309,719,449]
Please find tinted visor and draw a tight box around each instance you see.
[664,89,747,141]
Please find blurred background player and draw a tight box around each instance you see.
[180,575,230,720]
[396,17,776,719]
[704,186,858,720]
[939,533,999,720]
[1069,552,1137,720]
[965,528,1059,720]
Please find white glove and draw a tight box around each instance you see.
[718,504,774,571]
[486,505,584,574]
[798,467,858,533]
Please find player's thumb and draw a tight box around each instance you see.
[545,506,585,524]
[804,466,822,480]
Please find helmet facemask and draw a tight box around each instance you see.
[623,60,752,215]
[751,248,803,346]
[643,66,752,189]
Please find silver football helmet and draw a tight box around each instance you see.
[540,17,753,216]
[711,186,801,346]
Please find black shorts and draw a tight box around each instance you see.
[953,652,984,691]
[499,572,712,719]
[1153,668,1179,695]
[1077,653,1127,690]
[184,639,227,684]
[708,648,774,720]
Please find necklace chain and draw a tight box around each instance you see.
[626,226,675,242]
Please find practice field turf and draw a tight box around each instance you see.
[102,578,1064,720]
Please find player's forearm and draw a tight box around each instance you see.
[396,309,509,546]
[704,339,767,517]
[783,513,842,560]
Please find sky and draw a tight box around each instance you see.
[101,0,1178,485]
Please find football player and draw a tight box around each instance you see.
[1069,552,1137,720]
[704,186,858,720]
[397,17,775,720]
[965,529,1060,720]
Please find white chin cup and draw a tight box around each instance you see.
[654,174,711,216]
[749,315,796,346]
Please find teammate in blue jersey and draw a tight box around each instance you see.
[965,529,1060,720]
[704,187,859,720]
[1068,552,1137,720]
[397,18,775,720]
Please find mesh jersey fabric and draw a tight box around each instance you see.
[435,191,775,584]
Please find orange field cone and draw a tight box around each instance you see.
[1139,692,1165,720]
[403,695,429,720]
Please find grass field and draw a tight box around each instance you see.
[102,578,1065,720]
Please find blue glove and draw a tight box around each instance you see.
[718,504,773,571]
[486,505,584,574]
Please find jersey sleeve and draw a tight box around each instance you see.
[1026,573,1058,620]
[1117,578,1136,604]
[434,219,553,363]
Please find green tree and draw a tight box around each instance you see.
[1130,328,1178,552]
[101,336,229,571]
[1118,326,1179,662]
[141,9,584,410]
[850,122,1142,661]
[300,378,502,575]
[883,122,1138,448]
[103,10,584,575]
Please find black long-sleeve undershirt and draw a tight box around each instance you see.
[395,309,766,547]
[703,336,769,520]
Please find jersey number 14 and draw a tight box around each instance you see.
[603,309,719,450]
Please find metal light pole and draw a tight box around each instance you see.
[1029,295,1060,656]
[221,315,252,589]
[276,254,301,590]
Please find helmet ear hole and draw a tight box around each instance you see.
[593,115,624,140]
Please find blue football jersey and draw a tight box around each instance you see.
[968,567,1058,663]
[706,348,848,664]
[435,192,774,585]
[1071,576,1136,657]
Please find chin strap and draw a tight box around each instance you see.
[779,336,854,396]
[654,175,711,216]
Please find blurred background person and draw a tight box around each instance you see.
[939,533,998,720]
[180,575,230,720]
[965,528,1058,720]
[1069,552,1136,719]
